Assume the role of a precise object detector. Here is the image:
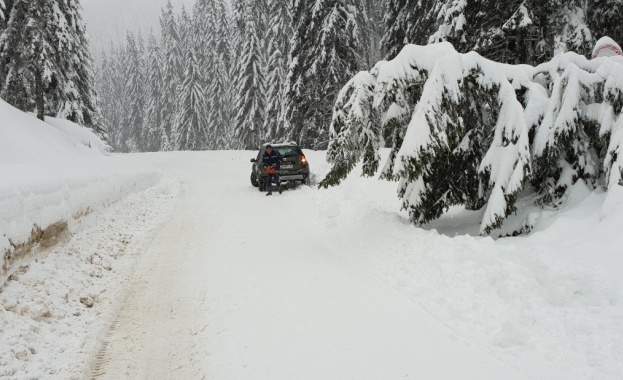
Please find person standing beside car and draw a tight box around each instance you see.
[262,145,283,196]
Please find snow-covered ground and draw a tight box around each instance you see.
[1,104,621,378]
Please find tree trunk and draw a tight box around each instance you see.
[35,66,45,121]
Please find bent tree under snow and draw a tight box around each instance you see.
[321,42,623,235]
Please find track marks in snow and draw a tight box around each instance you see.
[0,178,180,379]
[91,175,215,380]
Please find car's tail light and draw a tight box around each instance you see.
[301,155,308,165]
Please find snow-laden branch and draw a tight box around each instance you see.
[322,41,623,235]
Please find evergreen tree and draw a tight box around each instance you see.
[232,0,267,150]
[381,0,600,65]
[320,71,379,188]
[178,4,192,54]
[160,1,183,150]
[98,44,127,150]
[283,0,366,148]
[207,0,234,149]
[382,0,438,59]
[192,0,232,149]
[97,50,119,146]
[173,49,210,150]
[120,32,146,152]
[0,0,58,121]
[589,0,623,44]
[144,31,167,152]
[361,0,384,66]
[56,0,106,136]
[0,0,104,135]
[263,0,290,142]
[0,0,6,30]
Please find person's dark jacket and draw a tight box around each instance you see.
[262,149,283,170]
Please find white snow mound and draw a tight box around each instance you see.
[0,99,160,283]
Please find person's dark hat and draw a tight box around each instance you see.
[266,144,273,149]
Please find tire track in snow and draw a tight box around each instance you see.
[90,172,216,380]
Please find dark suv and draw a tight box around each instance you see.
[250,143,310,191]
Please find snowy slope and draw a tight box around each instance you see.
[0,99,161,284]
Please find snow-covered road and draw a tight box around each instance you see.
[91,152,530,379]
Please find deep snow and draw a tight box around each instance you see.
[3,150,619,379]
[0,99,161,284]
[1,104,621,379]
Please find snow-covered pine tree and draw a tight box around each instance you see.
[361,0,384,66]
[321,43,445,186]
[97,43,127,150]
[0,0,5,30]
[0,0,105,133]
[119,31,146,152]
[589,0,623,44]
[97,50,118,147]
[232,0,267,150]
[389,50,530,234]
[531,53,612,205]
[428,0,468,47]
[159,1,183,150]
[382,0,598,66]
[602,56,623,187]
[173,49,210,151]
[192,0,232,150]
[56,0,106,136]
[322,41,623,235]
[283,0,366,148]
[0,0,58,120]
[206,0,234,149]
[143,31,168,152]
[178,4,192,55]
[551,0,593,57]
[263,0,291,142]
[319,70,379,188]
[382,0,442,59]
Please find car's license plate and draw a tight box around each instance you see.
[282,165,293,169]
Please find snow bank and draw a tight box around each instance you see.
[313,152,623,380]
[0,179,179,379]
[0,99,161,284]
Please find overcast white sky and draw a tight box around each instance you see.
[81,0,196,55]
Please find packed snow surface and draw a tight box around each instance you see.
[2,147,620,379]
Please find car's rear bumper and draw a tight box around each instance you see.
[280,174,305,181]
[260,171,308,182]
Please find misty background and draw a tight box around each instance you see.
[82,0,197,55]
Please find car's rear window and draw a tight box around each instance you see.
[276,147,301,157]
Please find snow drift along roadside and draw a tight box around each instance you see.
[0,99,161,284]
[310,149,623,380]
[0,178,180,379]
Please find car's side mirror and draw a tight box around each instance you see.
[251,159,257,163]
